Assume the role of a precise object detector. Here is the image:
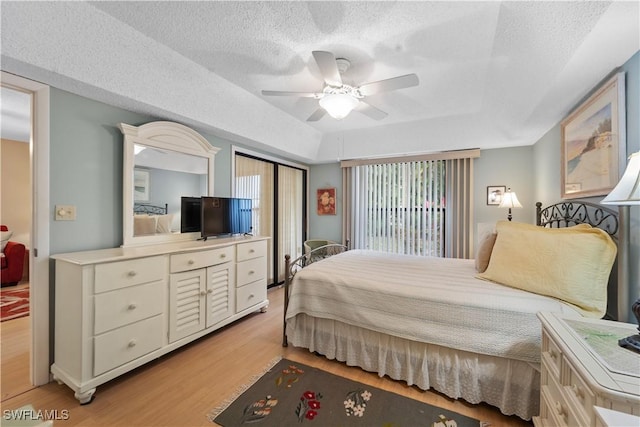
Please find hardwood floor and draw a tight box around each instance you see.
[1,286,532,426]
[1,282,33,401]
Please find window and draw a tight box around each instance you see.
[350,161,445,256]
[343,150,478,259]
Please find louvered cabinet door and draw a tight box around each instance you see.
[205,262,235,328]
[168,268,206,343]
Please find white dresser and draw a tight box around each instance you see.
[50,236,269,404]
[534,312,640,427]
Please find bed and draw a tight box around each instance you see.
[133,203,175,236]
[282,201,620,421]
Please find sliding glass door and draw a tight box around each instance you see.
[234,152,306,286]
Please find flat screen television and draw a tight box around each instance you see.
[180,196,202,233]
[201,197,252,240]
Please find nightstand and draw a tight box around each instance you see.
[534,312,640,427]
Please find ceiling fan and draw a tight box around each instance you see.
[261,51,419,121]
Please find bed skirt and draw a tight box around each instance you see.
[286,313,540,421]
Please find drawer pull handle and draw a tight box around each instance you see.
[127,271,137,277]
[128,303,137,310]
[554,401,566,420]
[249,270,255,275]
[249,249,255,253]
[188,259,195,265]
[207,288,213,294]
[128,339,137,348]
[220,253,227,258]
[571,384,584,400]
[200,290,207,296]
[549,349,557,359]
[249,294,254,299]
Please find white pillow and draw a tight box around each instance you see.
[156,214,174,234]
[1,230,13,252]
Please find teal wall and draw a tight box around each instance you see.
[308,163,343,243]
[50,89,236,254]
[532,50,640,322]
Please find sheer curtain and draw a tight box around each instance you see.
[235,155,274,283]
[342,149,478,259]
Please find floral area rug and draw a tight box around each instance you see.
[0,287,29,321]
[209,358,488,427]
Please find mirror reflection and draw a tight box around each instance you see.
[132,143,209,236]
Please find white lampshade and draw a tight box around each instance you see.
[319,93,359,119]
[499,188,523,209]
[601,151,640,205]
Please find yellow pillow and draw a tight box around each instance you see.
[476,221,616,318]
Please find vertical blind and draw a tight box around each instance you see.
[342,149,478,259]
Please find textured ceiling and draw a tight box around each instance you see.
[1,1,638,163]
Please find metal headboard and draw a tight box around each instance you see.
[283,241,349,347]
[134,203,168,215]
[536,201,621,321]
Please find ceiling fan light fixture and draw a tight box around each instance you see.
[319,93,359,120]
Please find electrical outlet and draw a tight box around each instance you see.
[55,205,76,221]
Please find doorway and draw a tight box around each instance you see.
[1,85,33,399]
[0,72,51,399]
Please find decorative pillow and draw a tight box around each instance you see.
[134,216,157,236]
[476,221,616,318]
[1,230,13,252]
[475,231,497,273]
[155,214,174,234]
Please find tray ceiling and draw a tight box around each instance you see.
[1,1,638,163]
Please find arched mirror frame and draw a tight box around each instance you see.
[120,121,220,247]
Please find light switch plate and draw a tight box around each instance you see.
[55,205,76,221]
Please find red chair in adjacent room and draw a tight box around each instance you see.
[1,225,26,287]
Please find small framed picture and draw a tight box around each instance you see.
[317,188,336,215]
[134,169,150,201]
[487,185,506,206]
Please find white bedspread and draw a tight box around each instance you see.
[285,249,582,364]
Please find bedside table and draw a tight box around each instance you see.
[534,312,640,427]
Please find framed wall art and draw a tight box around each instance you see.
[561,72,626,199]
[487,185,506,205]
[317,187,336,215]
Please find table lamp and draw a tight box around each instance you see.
[601,151,640,352]
[499,188,522,221]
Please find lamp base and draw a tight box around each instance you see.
[619,335,640,353]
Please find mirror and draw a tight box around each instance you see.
[120,121,220,247]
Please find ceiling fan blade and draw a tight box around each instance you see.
[312,51,342,87]
[358,74,419,96]
[355,101,388,120]
[306,108,326,122]
[261,90,320,98]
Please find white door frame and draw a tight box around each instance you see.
[1,71,51,386]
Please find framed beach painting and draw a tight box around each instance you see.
[561,72,626,199]
[317,188,336,215]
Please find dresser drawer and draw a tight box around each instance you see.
[94,281,164,334]
[541,330,562,378]
[542,371,569,427]
[237,257,266,287]
[170,246,234,273]
[94,315,163,376]
[236,280,266,312]
[237,240,266,262]
[95,256,165,293]
[564,358,595,425]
